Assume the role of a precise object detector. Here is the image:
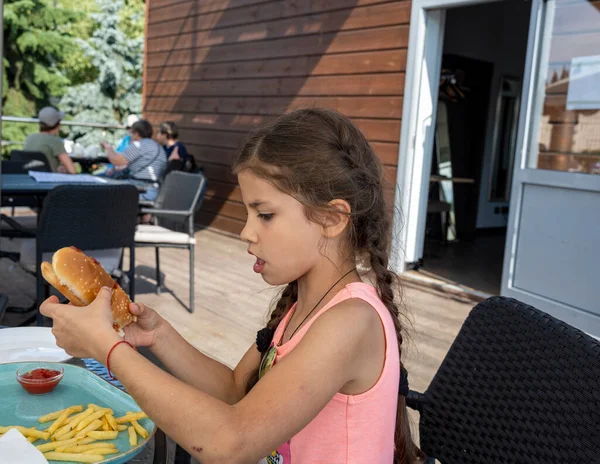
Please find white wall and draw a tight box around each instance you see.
[443,0,531,228]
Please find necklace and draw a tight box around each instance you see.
[258,267,357,380]
[281,267,357,344]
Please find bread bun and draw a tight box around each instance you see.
[41,247,136,330]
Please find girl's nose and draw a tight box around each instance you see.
[240,222,257,244]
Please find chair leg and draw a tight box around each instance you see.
[155,247,161,295]
[188,244,194,313]
[129,246,135,301]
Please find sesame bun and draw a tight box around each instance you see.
[41,247,136,330]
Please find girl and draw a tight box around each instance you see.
[41,108,422,463]
[156,121,190,163]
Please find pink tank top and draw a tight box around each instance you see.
[262,282,399,464]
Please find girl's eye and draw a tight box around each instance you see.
[258,213,274,221]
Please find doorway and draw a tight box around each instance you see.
[411,0,532,295]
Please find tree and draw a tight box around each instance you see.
[2,0,82,149]
[59,0,144,146]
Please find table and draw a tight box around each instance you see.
[1,174,148,198]
[0,326,163,463]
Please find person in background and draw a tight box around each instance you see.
[23,106,76,174]
[115,114,140,153]
[156,121,189,162]
[100,120,167,202]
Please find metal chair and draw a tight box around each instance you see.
[406,296,600,463]
[33,184,139,325]
[134,171,207,313]
[10,150,52,172]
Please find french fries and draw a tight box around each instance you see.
[76,409,113,432]
[38,407,70,423]
[131,420,149,439]
[47,406,82,435]
[128,426,137,447]
[115,411,147,424]
[62,443,118,453]
[75,419,103,440]
[4,403,150,463]
[0,426,50,440]
[87,431,119,440]
[106,414,118,431]
[44,452,104,463]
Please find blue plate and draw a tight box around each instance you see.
[0,362,156,464]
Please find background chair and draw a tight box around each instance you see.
[31,184,139,325]
[0,293,8,325]
[406,296,600,463]
[135,171,207,313]
[2,160,40,227]
[10,150,52,172]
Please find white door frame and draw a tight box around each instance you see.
[391,0,500,272]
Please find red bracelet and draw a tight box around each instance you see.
[106,340,136,380]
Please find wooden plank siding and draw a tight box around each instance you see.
[144,0,410,235]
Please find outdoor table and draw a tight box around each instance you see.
[1,174,148,199]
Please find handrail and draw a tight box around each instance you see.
[1,116,126,130]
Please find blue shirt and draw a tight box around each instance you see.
[165,141,189,161]
[115,134,132,153]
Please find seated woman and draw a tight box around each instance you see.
[101,120,167,202]
[156,121,189,163]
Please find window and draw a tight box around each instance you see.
[530,0,600,175]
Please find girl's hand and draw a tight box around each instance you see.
[40,287,121,361]
[123,302,166,348]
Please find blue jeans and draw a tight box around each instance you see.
[140,186,158,202]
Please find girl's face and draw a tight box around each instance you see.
[238,170,325,286]
[155,132,168,145]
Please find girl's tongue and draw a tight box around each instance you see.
[253,258,265,273]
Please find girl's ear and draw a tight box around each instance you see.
[321,199,351,239]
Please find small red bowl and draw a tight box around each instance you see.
[16,364,64,395]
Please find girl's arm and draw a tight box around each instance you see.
[41,291,379,464]
[148,319,260,404]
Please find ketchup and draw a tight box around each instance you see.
[18,368,63,394]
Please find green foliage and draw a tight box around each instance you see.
[2,0,82,151]
[2,0,145,152]
[59,0,144,146]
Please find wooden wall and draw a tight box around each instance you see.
[144,0,411,235]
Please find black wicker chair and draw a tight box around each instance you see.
[33,184,139,325]
[134,171,207,313]
[10,150,52,172]
[406,296,600,463]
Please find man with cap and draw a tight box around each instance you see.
[23,106,77,174]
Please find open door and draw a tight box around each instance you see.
[503,0,600,336]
